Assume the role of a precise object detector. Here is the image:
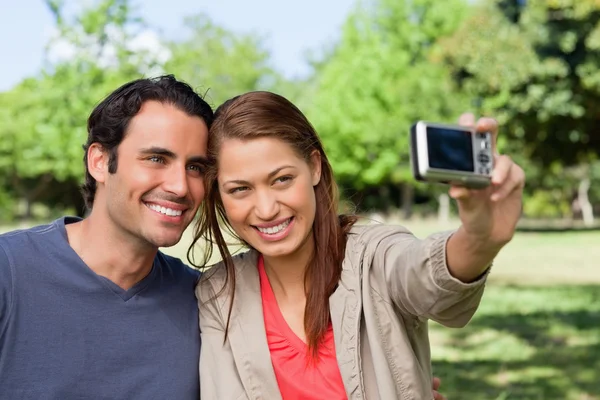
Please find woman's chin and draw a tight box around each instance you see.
[254,243,296,259]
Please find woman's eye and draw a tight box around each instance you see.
[229,186,248,194]
[275,175,293,184]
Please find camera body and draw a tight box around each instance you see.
[410,121,493,189]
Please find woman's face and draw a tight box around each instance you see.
[217,137,321,260]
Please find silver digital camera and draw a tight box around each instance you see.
[410,121,494,189]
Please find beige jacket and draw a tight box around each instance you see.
[196,224,489,400]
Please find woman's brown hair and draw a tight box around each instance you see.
[190,91,357,358]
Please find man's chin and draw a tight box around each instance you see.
[150,234,184,249]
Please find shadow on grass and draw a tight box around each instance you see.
[431,285,600,400]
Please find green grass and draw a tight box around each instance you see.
[430,285,600,399]
[3,219,599,398]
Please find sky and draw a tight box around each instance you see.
[0,0,358,91]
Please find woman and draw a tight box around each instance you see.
[193,91,524,399]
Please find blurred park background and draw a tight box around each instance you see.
[1,0,599,398]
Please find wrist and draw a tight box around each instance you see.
[455,226,505,256]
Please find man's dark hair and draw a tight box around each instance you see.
[81,75,214,209]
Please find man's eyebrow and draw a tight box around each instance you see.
[139,147,209,165]
[188,155,210,166]
[139,147,176,158]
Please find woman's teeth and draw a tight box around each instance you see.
[257,218,291,234]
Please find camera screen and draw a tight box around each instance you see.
[426,127,474,172]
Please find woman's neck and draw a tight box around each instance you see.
[262,235,314,300]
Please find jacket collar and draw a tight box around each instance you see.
[224,250,283,400]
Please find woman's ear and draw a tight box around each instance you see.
[309,150,322,187]
[87,143,108,184]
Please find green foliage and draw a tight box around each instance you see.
[2,0,599,219]
[0,0,282,218]
[523,190,571,218]
[164,14,280,107]
[0,0,156,216]
[307,0,471,196]
[440,0,600,167]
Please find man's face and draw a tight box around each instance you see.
[94,100,209,248]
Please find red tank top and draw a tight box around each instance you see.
[258,256,348,400]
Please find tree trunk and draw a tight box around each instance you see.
[401,184,414,220]
[379,185,391,213]
[24,198,34,219]
[13,174,52,220]
[438,193,450,224]
[578,177,594,226]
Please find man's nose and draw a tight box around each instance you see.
[162,165,190,199]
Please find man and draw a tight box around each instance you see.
[0,75,447,400]
[0,75,213,399]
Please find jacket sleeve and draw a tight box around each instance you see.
[195,275,248,400]
[361,225,490,327]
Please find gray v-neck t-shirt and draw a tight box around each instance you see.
[0,217,201,399]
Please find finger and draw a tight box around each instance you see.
[458,112,476,127]
[433,391,447,400]
[432,377,441,390]
[492,163,525,202]
[448,185,471,201]
[449,186,487,211]
[491,154,513,186]
[475,117,499,154]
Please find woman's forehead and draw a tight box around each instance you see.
[217,137,307,181]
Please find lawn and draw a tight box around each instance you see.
[430,285,600,399]
[425,228,600,399]
[3,218,599,398]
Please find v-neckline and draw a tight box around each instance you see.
[258,255,308,354]
[94,263,158,301]
[59,217,159,302]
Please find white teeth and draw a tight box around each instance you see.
[257,219,291,235]
[147,204,183,217]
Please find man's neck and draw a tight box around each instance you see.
[65,213,158,290]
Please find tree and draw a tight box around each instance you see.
[440,0,600,221]
[164,14,280,107]
[0,0,162,218]
[307,0,472,215]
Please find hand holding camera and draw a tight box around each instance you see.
[410,113,525,250]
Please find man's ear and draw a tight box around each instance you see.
[309,150,322,187]
[87,143,109,184]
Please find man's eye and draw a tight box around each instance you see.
[188,164,205,173]
[148,156,165,164]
